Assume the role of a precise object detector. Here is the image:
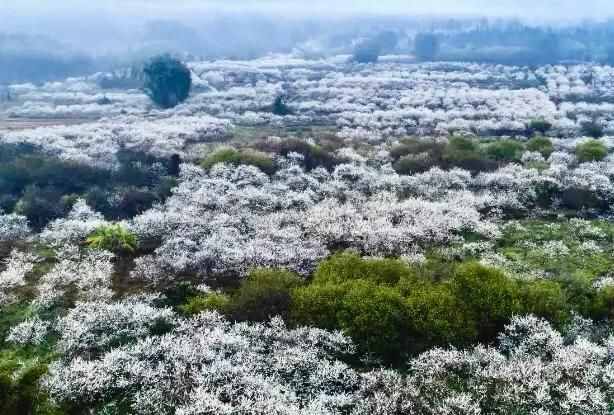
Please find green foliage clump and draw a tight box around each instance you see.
[484,139,525,162]
[575,139,608,163]
[391,138,446,175]
[0,354,61,415]
[0,305,62,415]
[443,136,496,172]
[86,224,138,254]
[200,147,276,174]
[143,54,191,109]
[291,253,538,362]
[591,286,614,321]
[526,136,554,158]
[257,138,340,171]
[227,269,303,322]
[337,280,408,360]
[450,262,521,342]
[180,293,231,315]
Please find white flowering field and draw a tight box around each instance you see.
[0,55,613,415]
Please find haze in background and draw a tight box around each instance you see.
[2,0,614,83]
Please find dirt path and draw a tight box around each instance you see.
[0,117,98,132]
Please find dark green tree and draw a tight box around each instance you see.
[143,55,191,109]
[272,95,292,116]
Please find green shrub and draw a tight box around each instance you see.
[86,224,138,253]
[443,137,496,172]
[229,269,302,322]
[526,136,554,158]
[389,138,445,161]
[291,283,348,330]
[0,359,58,415]
[337,280,409,361]
[451,262,521,342]
[575,139,608,163]
[519,279,569,326]
[180,293,231,315]
[393,154,438,175]
[200,147,276,174]
[405,282,473,352]
[313,252,416,286]
[485,139,525,162]
[271,96,292,116]
[591,286,614,321]
[256,138,339,171]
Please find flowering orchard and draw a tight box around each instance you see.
[0,55,613,414]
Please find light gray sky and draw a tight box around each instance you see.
[2,0,613,58]
[3,0,614,20]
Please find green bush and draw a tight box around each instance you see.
[86,224,138,253]
[180,293,231,315]
[575,139,608,163]
[485,139,525,162]
[313,252,415,286]
[0,357,60,415]
[143,55,191,109]
[291,283,348,330]
[526,136,554,158]
[200,147,276,174]
[393,154,438,175]
[229,269,302,322]
[337,280,409,361]
[405,282,473,352]
[292,255,535,362]
[443,137,496,172]
[519,279,570,326]
[450,262,521,342]
[0,144,174,228]
[591,286,614,321]
[389,138,446,161]
[256,138,339,171]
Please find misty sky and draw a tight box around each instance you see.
[4,0,614,21]
[3,0,614,58]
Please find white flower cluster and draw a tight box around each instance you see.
[7,316,49,346]
[2,115,232,167]
[404,315,614,415]
[39,199,108,246]
[0,212,30,242]
[42,309,614,415]
[55,296,175,357]
[0,249,38,305]
[35,245,115,307]
[46,310,358,415]
[128,162,497,280]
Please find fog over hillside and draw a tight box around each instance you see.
[2,0,614,84]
